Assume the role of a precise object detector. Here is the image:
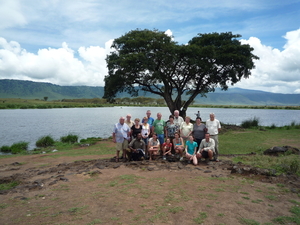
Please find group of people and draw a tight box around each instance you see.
[112,110,221,165]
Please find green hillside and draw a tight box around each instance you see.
[0,79,299,106]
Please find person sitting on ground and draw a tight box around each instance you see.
[173,132,184,161]
[148,133,160,161]
[196,133,215,163]
[185,135,198,165]
[128,133,146,161]
[162,138,173,160]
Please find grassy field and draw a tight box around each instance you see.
[1,125,299,176]
[1,97,300,110]
[0,126,300,224]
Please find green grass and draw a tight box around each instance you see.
[239,218,260,225]
[220,128,299,155]
[0,181,20,191]
[272,202,300,224]
[193,212,208,224]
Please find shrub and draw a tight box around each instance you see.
[10,142,28,154]
[241,117,260,128]
[0,145,11,152]
[80,137,102,145]
[36,135,55,148]
[60,134,78,144]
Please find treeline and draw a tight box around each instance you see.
[0,97,299,110]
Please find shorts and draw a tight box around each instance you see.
[116,139,128,151]
[201,150,209,158]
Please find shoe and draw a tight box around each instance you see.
[180,157,184,161]
[163,156,166,160]
[215,159,220,162]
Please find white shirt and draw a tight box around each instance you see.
[206,119,221,135]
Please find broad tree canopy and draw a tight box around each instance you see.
[103,29,259,117]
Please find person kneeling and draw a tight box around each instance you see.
[162,138,173,160]
[148,133,160,161]
[185,135,198,165]
[196,133,215,162]
[128,133,146,161]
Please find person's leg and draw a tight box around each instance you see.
[143,138,149,158]
[192,155,198,165]
[123,139,129,160]
[211,135,219,160]
[116,142,122,162]
[208,150,214,160]
[158,134,165,152]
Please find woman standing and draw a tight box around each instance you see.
[131,118,142,139]
[165,115,176,152]
[180,116,193,145]
[141,116,150,157]
[193,117,207,147]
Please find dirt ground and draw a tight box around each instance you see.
[1,142,300,225]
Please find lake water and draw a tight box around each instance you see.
[0,106,299,150]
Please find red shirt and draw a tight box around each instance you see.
[162,142,172,150]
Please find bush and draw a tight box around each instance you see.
[0,145,11,152]
[80,137,102,145]
[36,135,55,148]
[241,117,260,128]
[10,142,28,154]
[60,134,78,144]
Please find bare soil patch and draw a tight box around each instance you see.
[1,145,300,225]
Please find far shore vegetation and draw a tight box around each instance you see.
[0,97,299,110]
[1,118,300,177]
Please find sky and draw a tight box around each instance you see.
[0,0,300,94]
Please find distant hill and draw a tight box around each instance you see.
[0,79,299,106]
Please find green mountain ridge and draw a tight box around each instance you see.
[0,79,299,106]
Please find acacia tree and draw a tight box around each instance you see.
[103,29,259,117]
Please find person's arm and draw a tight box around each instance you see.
[187,125,193,136]
[205,139,215,152]
[112,132,116,143]
[193,146,197,155]
[156,139,160,148]
[198,140,203,153]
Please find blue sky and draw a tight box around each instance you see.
[0,0,300,94]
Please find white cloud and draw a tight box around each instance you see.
[0,37,111,86]
[1,28,300,94]
[0,0,27,29]
[237,28,300,94]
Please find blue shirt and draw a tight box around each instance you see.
[142,117,155,128]
[186,140,198,155]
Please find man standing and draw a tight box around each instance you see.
[128,133,146,161]
[152,112,166,150]
[142,110,155,131]
[173,110,184,133]
[206,113,221,162]
[112,117,131,162]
